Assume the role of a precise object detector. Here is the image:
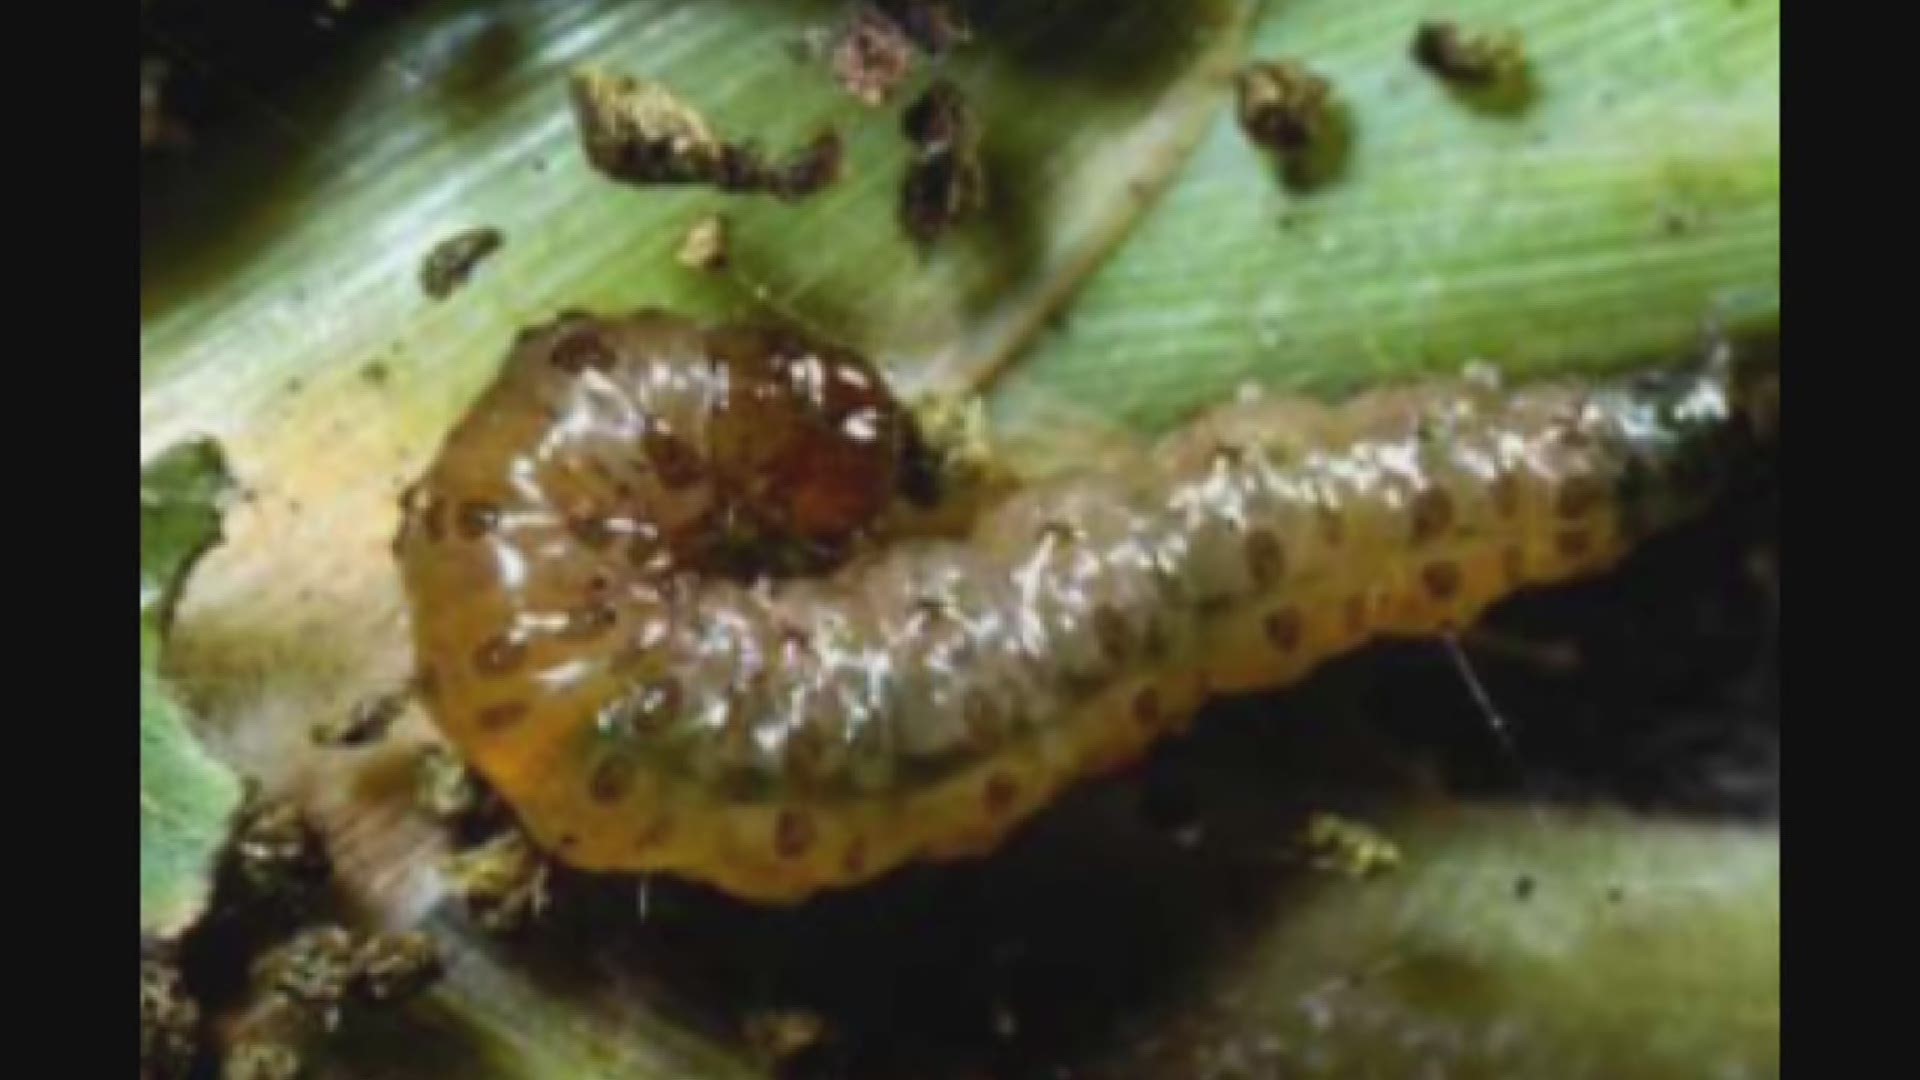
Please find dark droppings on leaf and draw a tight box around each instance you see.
[1411,20,1536,114]
[141,951,202,1080]
[900,78,986,246]
[570,68,842,200]
[350,932,445,1004]
[832,4,917,106]
[222,797,333,924]
[570,68,720,183]
[221,926,442,1080]
[1234,60,1350,191]
[417,226,503,300]
[725,129,845,200]
[1235,61,1329,154]
[156,801,442,1079]
[1411,21,1522,86]
[826,1,973,107]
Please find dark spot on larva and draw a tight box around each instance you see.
[1492,475,1520,518]
[984,773,1019,814]
[550,329,616,374]
[843,838,869,877]
[1422,561,1463,601]
[1554,477,1604,519]
[456,500,501,539]
[775,809,816,858]
[1244,529,1286,588]
[589,756,635,803]
[963,690,1002,749]
[1410,488,1455,544]
[1093,604,1132,664]
[1513,875,1535,900]
[560,602,618,642]
[474,634,528,676]
[1132,687,1162,727]
[1264,608,1303,651]
[558,833,580,850]
[569,515,615,550]
[477,701,529,731]
[1556,529,1593,559]
[644,430,705,490]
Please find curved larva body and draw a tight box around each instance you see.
[397,310,1770,902]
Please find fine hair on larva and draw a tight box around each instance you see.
[395,309,1776,902]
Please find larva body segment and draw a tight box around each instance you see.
[397,310,1773,902]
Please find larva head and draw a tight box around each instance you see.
[393,310,921,892]
[398,309,916,579]
[701,323,911,567]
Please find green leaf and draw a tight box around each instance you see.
[988,0,1779,462]
[141,439,245,941]
[1093,807,1779,1078]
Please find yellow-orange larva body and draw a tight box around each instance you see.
[397,310,1770,902]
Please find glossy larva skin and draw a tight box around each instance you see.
[397,310,1767,902]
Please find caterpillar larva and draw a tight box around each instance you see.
[395,309,1775,902]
